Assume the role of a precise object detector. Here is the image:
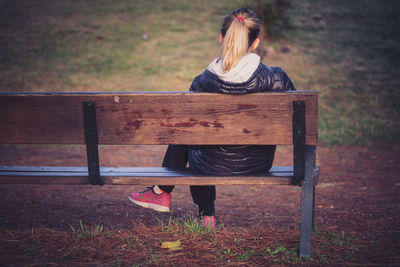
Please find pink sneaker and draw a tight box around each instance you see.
[129,187,170,212]
[201,216,216,229]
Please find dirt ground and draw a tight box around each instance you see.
[0,144,399,265]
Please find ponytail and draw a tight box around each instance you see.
[221,19,249,73]
[220,8,260,73]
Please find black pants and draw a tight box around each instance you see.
[159,145,215,216]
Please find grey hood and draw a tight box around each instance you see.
[207,53,261,83]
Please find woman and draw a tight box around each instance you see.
[129,7,296,228]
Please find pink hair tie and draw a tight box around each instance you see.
[237,16,245,23]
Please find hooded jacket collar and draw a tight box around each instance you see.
[207,53,261,83]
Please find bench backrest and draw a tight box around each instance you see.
[0,91,318,145]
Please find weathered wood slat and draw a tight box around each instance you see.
[0,171,294,177]
[0,92,318,145]
[0,166,294,173]
[0,166,319,185]
[0,166,189,173]
[0,175,293,185]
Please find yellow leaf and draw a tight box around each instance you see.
[161,240,182,251]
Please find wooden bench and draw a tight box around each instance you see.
[0,91,318,257]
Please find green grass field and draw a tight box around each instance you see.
[287,0,400,145]
[1,0,399,145]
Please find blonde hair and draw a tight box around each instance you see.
[220,8,261,73]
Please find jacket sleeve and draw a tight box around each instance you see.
[270,67,296,91]
[189,74,203,92]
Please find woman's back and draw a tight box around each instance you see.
[129,7,297,223]
[188,53,296,175]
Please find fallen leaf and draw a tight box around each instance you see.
[161,240,182,251]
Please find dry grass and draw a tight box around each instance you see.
[0,219,364,266]
[1,144,400,266]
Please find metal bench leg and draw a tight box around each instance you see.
[299,145,316,258]
[312,184,316,230]
[83,101,103,186]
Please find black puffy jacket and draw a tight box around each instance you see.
[188,62,296,176]
[189,63,295,94]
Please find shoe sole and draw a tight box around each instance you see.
[128,195,170,212]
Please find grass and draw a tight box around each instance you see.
[0,0,238,92]
[285,0,400,145]
[69,219,104,239]
[0,219,362,266]
[156,212,217,236]
[1,0,399,145]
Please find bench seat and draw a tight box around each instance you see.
[0,166,319,185]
